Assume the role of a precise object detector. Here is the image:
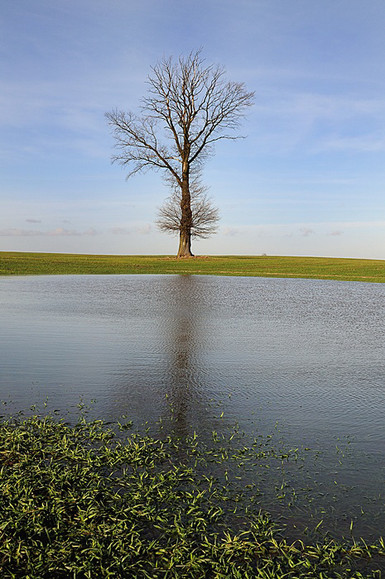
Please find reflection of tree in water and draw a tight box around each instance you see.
[105,275,215,437]
[160,275,211,437]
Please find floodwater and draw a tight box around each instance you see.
[1,274,385,540]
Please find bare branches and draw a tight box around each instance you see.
[105,109,181,182]
[106,50,254,180]
[157,177,219,239]
[144,51,254,164]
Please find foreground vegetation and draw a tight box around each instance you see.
[0,413,384,578]
[1,252,385,282]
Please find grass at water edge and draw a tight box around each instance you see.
[0,412,384,578]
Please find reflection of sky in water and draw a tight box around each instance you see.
[1,274,385,443]
[1,274,385,538]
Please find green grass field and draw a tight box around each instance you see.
[1,251,385,282]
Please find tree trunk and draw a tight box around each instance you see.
[177,162,193,258]
[177,229,193,257]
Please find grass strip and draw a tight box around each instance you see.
[0,414,384,577]
[1,252,385,283]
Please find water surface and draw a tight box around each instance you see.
[1,274,385,540]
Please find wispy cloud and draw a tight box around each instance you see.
[111,226,131,235]
[110,224,152,235]
[250,88,385,153]
[136,224,152,235]
[254,87,385,122]
[0,227,99,237]
[222,227,243,237]
[317,134,385,152]
[300,228,315,237]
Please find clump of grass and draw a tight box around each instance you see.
[0,414,384,577]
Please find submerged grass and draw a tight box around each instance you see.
[1,251,385,283]
[0,413,384,577]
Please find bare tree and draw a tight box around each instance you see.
[106,50,254,257]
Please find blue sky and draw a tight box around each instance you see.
[2,0,385,258]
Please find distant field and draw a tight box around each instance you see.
[1,251,385,283]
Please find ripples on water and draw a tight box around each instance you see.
[1,274,385,540]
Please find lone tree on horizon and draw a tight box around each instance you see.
[106,50,254,257]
